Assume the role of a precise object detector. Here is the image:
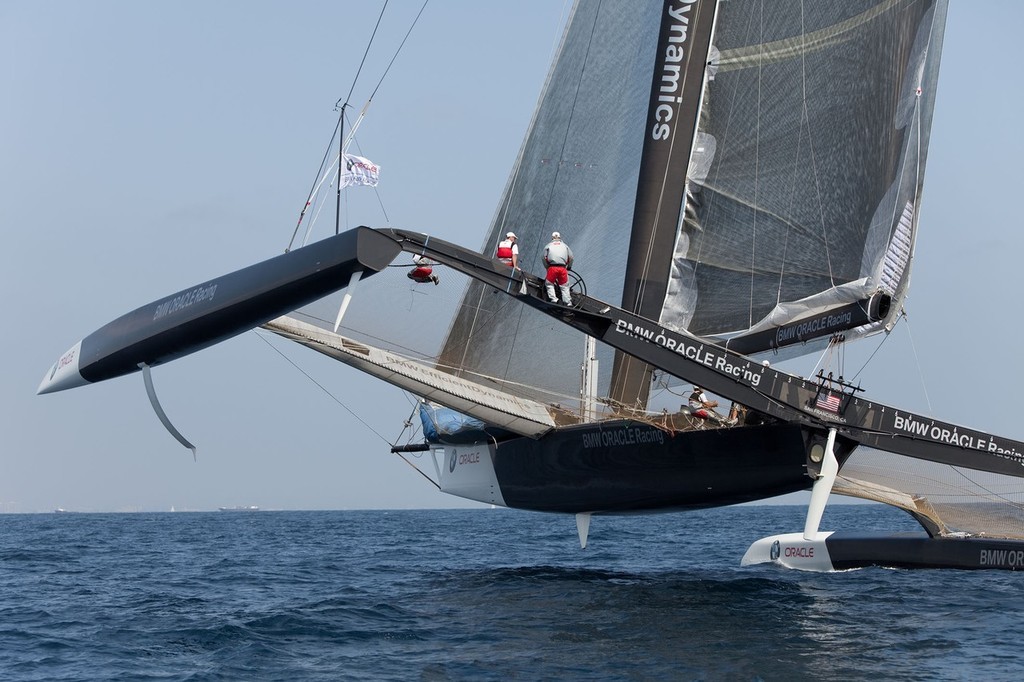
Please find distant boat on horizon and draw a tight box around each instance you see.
[218,506,259,512]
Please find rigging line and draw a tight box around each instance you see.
[393,400,421,447]
[748,0,765,328]
[951,466,1024,512]
[846,458,1024,516]
[347,128,392,224]
[849,316,898,383]
[486,1,569,270]
[805,95,834,286]
[500,293,530,385]
[450,277,491,377]
[539,0,602,238]
[291,307,583,406]
[776,0,808,306]
[809,334,840,379]
[290,0,386,254]
[494,156,527,254]
[899,308,933,413]
[288,117,342,252]
[300,289,519,365]
[340,0,390,110]
[253,330,394,447]
[332,0,398,185]
[365,0,430,103]
[684,0,757,298]
[428,342,584,406]
[446,279,529,377]
[427,350,584,406]
[297,0,425,248]
[796,0,833,287]
[395,451,441,490]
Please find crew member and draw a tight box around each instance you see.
[688,386,734,425]
[496,231,519,269]
[542,231,573,304]
[407,254,439,285]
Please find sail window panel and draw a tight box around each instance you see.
[663,0,943,342]
[440,0,664,403]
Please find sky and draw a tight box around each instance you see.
[2,1,1022,514]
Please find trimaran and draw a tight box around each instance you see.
[39,0,1024,571]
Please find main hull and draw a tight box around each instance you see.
[438,420,816,514]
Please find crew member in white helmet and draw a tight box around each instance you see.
[542,231,574,304]
[495,231,519,269]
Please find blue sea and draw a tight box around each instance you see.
[2,505,1022,681]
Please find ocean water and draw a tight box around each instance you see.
[2,505,1022,681]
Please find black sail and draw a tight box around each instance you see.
[438,0,947,413]
[663,0,946,346]
[439,1,668,406]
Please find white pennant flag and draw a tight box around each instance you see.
[339,153,380,188]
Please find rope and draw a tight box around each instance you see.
[394,401,421,446]
[285,2,389,252]
[899,308,933,413]
[849,324,892,385]
[289,0,429,249]
[365,0,429,103]
[395,452,441,490]
[254,330,393,447]
[340,0,391,110]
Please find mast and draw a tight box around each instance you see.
[335,103,345,235]
[580,335,598,422]
[608,0,718,410]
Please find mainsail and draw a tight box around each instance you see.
[435,0,947,414]
[665,0,943,348]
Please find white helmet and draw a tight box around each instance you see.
[552,231,561,239]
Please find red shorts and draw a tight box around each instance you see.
[545,265,568,285]
[408,266,433,282]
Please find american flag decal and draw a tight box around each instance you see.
[816,391,841,413]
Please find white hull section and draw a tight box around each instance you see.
[436,444,507,507]
[264,316,555,438]
[38,340,88,394]
[741,532,837,572]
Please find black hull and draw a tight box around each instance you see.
[492,421,815,514]
[826,533,1024,571]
